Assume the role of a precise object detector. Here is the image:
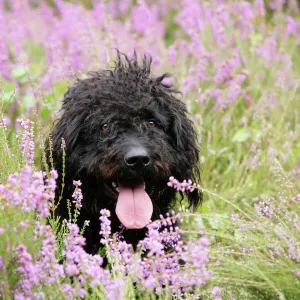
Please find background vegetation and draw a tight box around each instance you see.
[0,0,299,299]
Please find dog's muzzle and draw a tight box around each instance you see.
[114,146,153,229]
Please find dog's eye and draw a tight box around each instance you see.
[147,120,156,128]
[102,124,109,131]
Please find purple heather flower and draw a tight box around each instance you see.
[285,16,300,41]
[256,202,273,218]
[168,45,177,65]
[17,119,35,165]
[256,33,278,66]
[211,17,226,49]
[19,221,29,229]
[231,214,240,222]
[72,180,83,220]
[176,0,204,34]
[167,176,200,193]
[288,243,300,263]
[143,275,156,290]
[134,213,212,294]
[254,0,265,16]
[2,206,212,297]
[0,256,5,270]
[62,284,75,300]
[291,194,300,203]
[269,0,286,11]
[73,180,82,186]
[100,209,112,243]
[63,222,109,293]
[131,2,164,37]
[107,278,125,300]
[0,166,56,218]
[35,224,65,284]
[15,244,38,297]
[212,286,222,297]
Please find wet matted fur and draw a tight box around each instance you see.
[46,52,202,254]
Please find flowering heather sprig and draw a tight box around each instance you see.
[269,148,294,189]
[14,244,38,298]
[16,118,34,165]
[1,117,9,131]
[292,194,300,203]
[0,164,213,298]
[12,230,53,296]
[100,209,112,244]
[0,166,57,217]
[139,211,183,256]
[46,170,58,209]
[167,176,200,192]
[212,286,222,300]
[231,213,240,222]
[181,237,212,285]
[140,222,164,257]
[294,271,300,278]
[134,214,212,295]
[11,223,64,298]
[35,224,64,285]
[107,278,125,300]
[254,0,265,16]
[138,212,183,256]
[72,180,83,222]
[213,57,238,85]
[12,221,110,299]
[99,209,212,295]
[256,201,273,218]
[80,220,90,236]
[102,230,134,277]
[63,223,111,295]
[0,256,5,270]
[159,211,183,249]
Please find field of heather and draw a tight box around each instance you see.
[0,0,300,299]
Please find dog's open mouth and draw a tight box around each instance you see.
[112,181,153,229]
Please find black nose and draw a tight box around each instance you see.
[124,148,150,168]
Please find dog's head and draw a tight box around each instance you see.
[51,52,202,228]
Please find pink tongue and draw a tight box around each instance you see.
[116,183,153,229]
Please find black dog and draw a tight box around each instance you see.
[46,52,202,254]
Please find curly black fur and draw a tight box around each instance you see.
[46,52,202,254]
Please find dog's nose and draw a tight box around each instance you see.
[124,148,150,168]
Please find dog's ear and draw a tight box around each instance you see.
[52,113,83,154]
[50,86,90,163]
[171,107,203,210]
